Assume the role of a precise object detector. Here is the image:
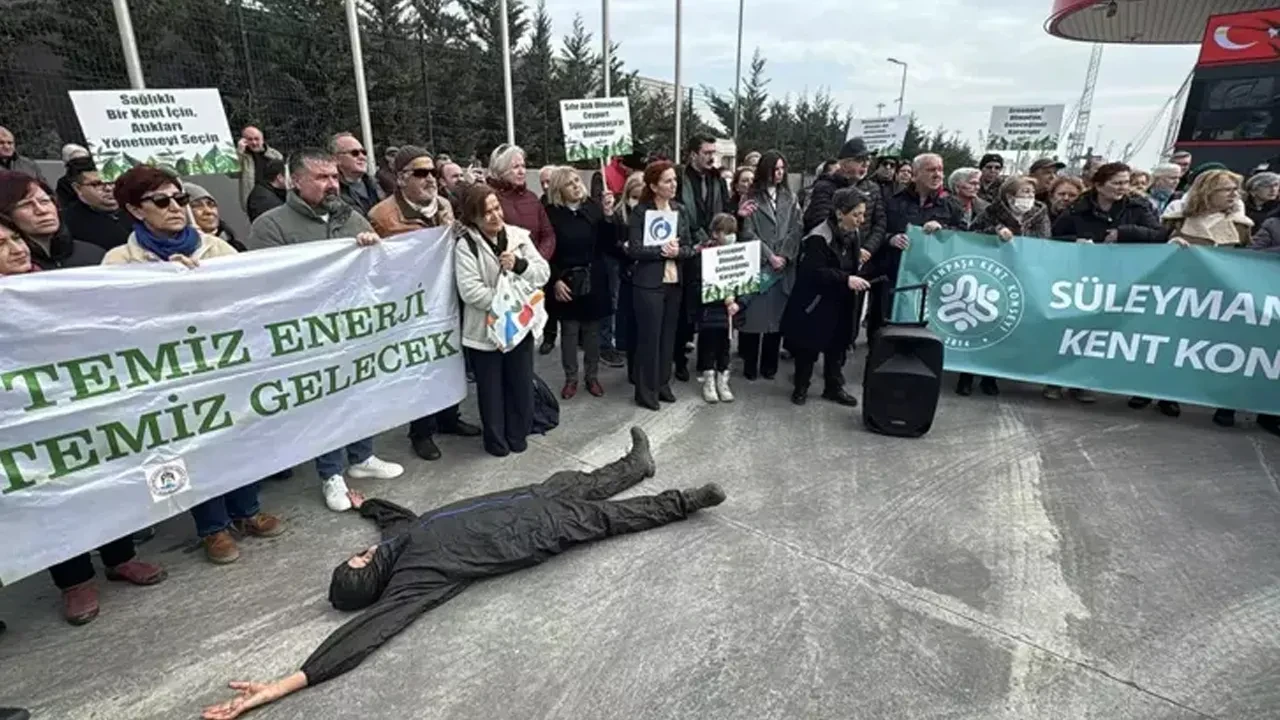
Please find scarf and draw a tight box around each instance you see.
[133,222,200,261]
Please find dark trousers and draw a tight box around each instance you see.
[538,454,692,536]
[468,336,535,454]
[696,327,731,372]
[793,347,848,394]
[409,403,461,440]
[633,284,682,406]
[48,536,136,589]
[740,332,781,378]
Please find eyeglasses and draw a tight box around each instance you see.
[408,168,435,179]
[346,149,367,158]
[142,193,191,209]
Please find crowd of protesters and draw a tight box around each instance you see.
[0,118,1276,691]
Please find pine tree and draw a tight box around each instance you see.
[555,14,600,101]
[514,0,557,164]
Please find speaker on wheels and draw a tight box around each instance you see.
[862,283,944,438]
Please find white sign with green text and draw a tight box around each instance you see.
[559,97,633,162]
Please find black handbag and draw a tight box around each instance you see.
[562,266,592,297]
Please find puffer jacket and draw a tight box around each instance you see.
[488,177,556,260]
[973,199,1051,239]
[454,223,551,352]
[1051,191,1164,244]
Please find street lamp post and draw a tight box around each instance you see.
[887,57,907,116]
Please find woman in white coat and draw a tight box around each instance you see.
[454,184,551,457]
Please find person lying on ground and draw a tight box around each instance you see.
[201,427,726,719]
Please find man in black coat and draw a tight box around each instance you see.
[673,134,729,381]
[59,157,133,251]
[200,428,726,719]
[802,137,887,256]
[866,153,962,344]
[246,158,288,223]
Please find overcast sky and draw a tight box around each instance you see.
[537,0,1200,169]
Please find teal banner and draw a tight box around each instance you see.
[891,228,1280,414]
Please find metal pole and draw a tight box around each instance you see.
[345,0,374,171]
[111,0,145,89]
[897,64,907,116]
[731,0,743,144]
[602,0,611,97]
[234,0,258,110]
[499,0,516,145]
[673,0,682,159]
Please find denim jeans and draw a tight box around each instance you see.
[314,437,375,480]
[191,483,262,537]
[599,256,622,350]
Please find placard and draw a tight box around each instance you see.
[560,97,633,162]
[68,88,240,180]
[643,210,679,247]
[701,241,762,303]
[985,105,1066,152]
[846,116,909,155]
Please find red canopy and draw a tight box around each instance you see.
[1046,0,1280,44]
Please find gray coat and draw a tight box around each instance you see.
[740,186,802,334]
[1251,216,1280,253]
[247,191,373,250]
[1,154,44,183]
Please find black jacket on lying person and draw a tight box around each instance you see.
[299,433,712,686]
[1050,191,1164,244]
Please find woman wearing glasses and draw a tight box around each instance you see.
[0,170,105,269]
[102,165,285,563]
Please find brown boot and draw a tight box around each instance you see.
[104,559,167,586]
[233,513,285,538]
[62,581,99,626]
[203,530,240,565]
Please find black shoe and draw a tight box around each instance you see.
[484,443,511,458]
[760,370,776,380]
[791,388,808,406]
[466,370,476,383]
[0,619,6,635]
[132,527,156,545]
[539,338,556,355]
[659,386,677,403]
[979,377,1000,396]
[627,426,656,478]
[674,365,690,382]
[441,419,482,437]
[509,439,528,454]
[600,349,626,368]
[412,434,443,461]
[1128,396,1152,409]
[822,388,859,407]
[1212,409,1236,428]
[1157,401,1181,418]
[683,482,727,511]
[955,377,973,396]
[743,369,758,381]
[0,708,31,720]
[635,395,661,411]
[1258,415,1280,437]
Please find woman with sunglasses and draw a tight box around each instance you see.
[0,170,105,270]
[103,165,285,564]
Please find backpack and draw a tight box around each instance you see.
[531,373,559,434]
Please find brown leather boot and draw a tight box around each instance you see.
[62,581,99,626]
[233,513,285,538]
[104,559,167,585]
[203,530,240,565]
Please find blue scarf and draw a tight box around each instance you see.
[133,222,200,261]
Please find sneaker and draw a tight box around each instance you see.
[683,483,727,511]
[323,475,353,512]
[701,371,719,403]
[1042,385,1063,400]
[234,513,285,538]
[203,530,240,565]
[1070,388,1097,404]
[600,349,626,368]
[62,582,99,626]
[104,559,167,586]
[716,371,735,403]
[586,379,605,397]
[347,456,404,480]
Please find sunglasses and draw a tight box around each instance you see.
[346,149,367,158]
[143,193,191,209]
[408,168,436,178]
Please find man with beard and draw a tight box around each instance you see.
[60,156,132,251]
[236,126,284,212]
[200,428,726,719]
[247,148,405,512]
[673,134,728,382]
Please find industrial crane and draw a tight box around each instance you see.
[1065,44,1104,166]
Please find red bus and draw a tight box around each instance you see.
[1174,8,1280,172]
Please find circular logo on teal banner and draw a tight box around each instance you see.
[921,256,1024,350]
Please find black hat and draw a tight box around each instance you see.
[1029,157,1066,173]
[838,137,872,160]
[979,153,1004,169]
[876,156,899,169]
[64,156,97,175]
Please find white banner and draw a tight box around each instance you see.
[559,97,633,162]
[846,116,909,155]
[985,104,1066,153]
[700,241,761,303]
[68,88,239,181]
[0,228,465,584]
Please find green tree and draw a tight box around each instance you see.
[555,14,600,101]
[514,0,557,164]
[704,49,770,156]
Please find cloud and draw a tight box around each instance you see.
[536,0,1198,168]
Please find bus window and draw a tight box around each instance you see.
[1179,74,1280,142]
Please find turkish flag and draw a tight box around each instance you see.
[1198,9,1280,67]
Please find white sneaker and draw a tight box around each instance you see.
[323,475,352,512]
[701,371,719,403]
[347,455,404,480]
[716,370,735,403]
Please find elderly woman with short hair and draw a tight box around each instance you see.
[487,144,557,355]
[1243,171,1280,227]
[1046,176,1085,222]
[945,167,988,231]
[1148,163,1182,214]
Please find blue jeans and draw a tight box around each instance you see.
[191,483,262,537]
[600,256,622,350]
[314,437,375,480]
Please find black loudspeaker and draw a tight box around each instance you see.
[862,284,943,437]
